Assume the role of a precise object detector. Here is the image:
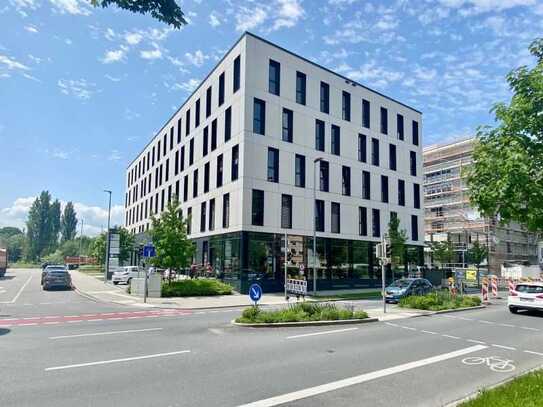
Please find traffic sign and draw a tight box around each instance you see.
[143,243,156,258]
[299,264,305,275]
[249,283,262,304]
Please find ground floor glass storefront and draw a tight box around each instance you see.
[193,232,424,294]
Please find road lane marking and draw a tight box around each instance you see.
[286,328,358,339]
[524,350,543,357]
[236,345,487,407]
[479,320,492,324]
[467,339,487,345]
[49,328,163,340]
[499,323,516,328]
[45,350,191,371]
[492,344,516,351]
[442,335,461,340]
[421,330,437,335]
[520,326,539,331]
[401,326,417,331]
[0,274,33,304]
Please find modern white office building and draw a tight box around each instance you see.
[125,32,424,293]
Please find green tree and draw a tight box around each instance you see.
[0,227,23,240]
[466,38,543,232]
[49,199,61,251]
[467,241,487,274]
[89,228,135,266]
[430,241,455,269]
[149,198,194,283]
[61,202,78,242]
[6,234,25,262]
[59,240,79,257]
[387,215,407,273]
[26,191,53,260]
[90,0,187,29]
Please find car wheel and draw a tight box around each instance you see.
[127,278,132,285]
[113,281,119,285]
[509,306,519,314]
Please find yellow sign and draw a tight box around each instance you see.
[466,269,477,281]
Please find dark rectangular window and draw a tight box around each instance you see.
[189,138,194,165]
[320,81,329,113]
[195,99,201,128]
[342,91,351,121]
[211,119,217,150]
[203,127,209,156]
[411,215,419,241]
[362,170,371,200]
[412,120,419,146]
[180,146,185,172]
[231,145,239,181]
[331,125,340,155]
[183,175,188,202]
[342,166,351,196]
[331,202,340,233]
[372,208,380,238]
[362,99,370,129]
[282,108,293,143]
[177,118,182,143]
[192,169,198,198]
[359,207,367,236]
[410,151,417,176]
[224,106,232,142]
[371,138,379,166]
[217,154,223,187]
[358,134,367,163]
[170,127,174,150]
[295,154,305,188]
[389,143,397,171]
[281,194,292,229]
[159,164,163,185]
[253,98,265,135]
[185,109,190,136]
[381,175,389,203]
[398,179,406,206]
[200,202,206,232]
[187,207,192,235]
[204,162,210,193]
[397,114,404,140]
[319,160,329,192]
[175,180,179,201]
[251,189,264,226]
[218,72,225,106]
[267,147,279,183]
[315,119,325,152]
[296,71,306,105]
[209,199,215,231]
[165,159,169,182]
[168,185,172,203]
[163,134,167,155]
[269,59,280,96]
[161,189,165,211]
[380,107,388,135]
[157,141,160,161]
[414,183,421,209]
[315,199,325,232]
[222,193,230,228]
[206,86,212,118]
[174,150,179,175]
[233,55,240,92]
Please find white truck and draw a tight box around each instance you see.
[0,248,7,277]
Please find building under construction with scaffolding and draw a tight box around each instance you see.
[423,138,539,275]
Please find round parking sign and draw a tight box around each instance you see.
[249,283,262,303]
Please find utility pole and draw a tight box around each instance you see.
[284,231,288,300]
[377,235,389,314]
[104,190,112,283]
[78,218,84,268]
[312,157,323,295]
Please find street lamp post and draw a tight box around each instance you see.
[104,190,112,283]
[312,157,324,295]
[78,218,84,268]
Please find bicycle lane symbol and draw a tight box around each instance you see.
[462,356,516,373]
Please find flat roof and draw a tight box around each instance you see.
[127,31,422,169]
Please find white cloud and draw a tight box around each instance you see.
[438,0,536,14]
[273,0,304,30]
[104,74,121,82]
[0,54,30,71]
[124,32,143,45]
[172,78,199,93]
[209,12,221,27]
[185,49,207,67]
[140,48,162,60]
[57,78,98,100]
[108,150,122,161]
[24,25,38,33]
[104,27,116,41]
[235,7,267,31]
[101,48,126,64]
[49,0,91,16]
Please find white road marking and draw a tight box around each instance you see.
[401,326,417,331]
[0,274,33,304]
[467,339,487,345]
[236,345,487,407]
[45,350,191,371]
[49,327,163,340]
[520,326,539,331]
[87,319,103,322]
[492,344,516,351]
[421,330,437,335]
[442,334,461,340]
[19,323,37,326]
[67,320,80,323]
[479,320,492,324]
[499,323,516,328]
[524,350,543,357]
[286,328,358,339]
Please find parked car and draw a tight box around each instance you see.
[112,266,143,285]
[385,278,433,303]
[41,264,67,285]
[508,282,543,314]
[42,269,72,290]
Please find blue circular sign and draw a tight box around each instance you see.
[249,283,262,302]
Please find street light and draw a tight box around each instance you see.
[312,157,324,295]
[78,218,84,268]
[104,190,112,283]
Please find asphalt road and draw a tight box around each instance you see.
[1,268,542,407]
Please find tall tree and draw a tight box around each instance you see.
[90,0,187,28]
[430,241,455,269]
[61,202,78,242]
[467,241,487,275]
[49,199,61,251]
[89,228,135,266]
[149,198,194,283]
[466,38,543,232]
[25,191,53,260]
[387,215,407,273]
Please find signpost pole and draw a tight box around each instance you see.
[103,190,112,283]
[381,237,387,314]
[284,231,288,301]
[144,266,148,303]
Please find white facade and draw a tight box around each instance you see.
[125,33,424,246]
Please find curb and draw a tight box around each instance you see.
[398,305,486,317]
[231,317,379,328]
[445,363,543,407]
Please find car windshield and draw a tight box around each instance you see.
[390,279,412,288]
[515,285,543,294]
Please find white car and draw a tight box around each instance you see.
[112,266,143,285]
[508,282,543,313]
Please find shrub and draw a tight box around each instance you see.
[161,279,233,297]
[399,292,481,311]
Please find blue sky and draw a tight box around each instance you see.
[1,0,542,235]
